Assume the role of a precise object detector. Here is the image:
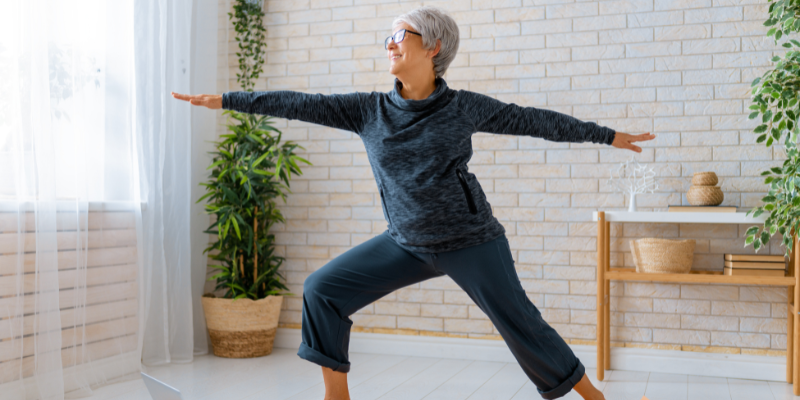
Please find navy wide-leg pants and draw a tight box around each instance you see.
[297,230,585,399]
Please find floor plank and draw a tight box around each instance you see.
[71,349,800,400]
[422,360,506,400]
[464,363,529,400]
[377,358,473,400]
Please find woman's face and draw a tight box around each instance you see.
[387,22,435,78]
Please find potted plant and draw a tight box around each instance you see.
[199,0,311,358]
[744,2,800,258]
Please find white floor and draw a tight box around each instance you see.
[79,348,800,400]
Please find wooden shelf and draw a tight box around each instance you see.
[606,269,795,286]
[594,209,799,388]
[591,211,767,224]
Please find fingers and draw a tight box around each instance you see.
[171,92,220,109]
[171,92,194,101]
[630,132,655,141]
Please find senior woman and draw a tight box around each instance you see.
[174,6,653,400]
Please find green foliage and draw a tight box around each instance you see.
[228,0,266,91]
[200,111,311,300]
[745,3,800,256]
[764,0,800,43]
[201,0,312,301]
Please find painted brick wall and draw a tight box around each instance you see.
[210,0,792,357]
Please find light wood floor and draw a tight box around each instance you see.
[80,348,800,400]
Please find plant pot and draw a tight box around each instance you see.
[691,171,718,186]
[687,185,724,206]
[201,294,283,358]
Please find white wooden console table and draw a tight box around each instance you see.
[592,211,800,393]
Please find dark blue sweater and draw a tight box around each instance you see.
[222,77,616,253]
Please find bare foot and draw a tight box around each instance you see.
[572,373,605,400]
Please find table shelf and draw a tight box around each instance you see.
[594,210,798,391]
[605,269,794,286]
[591,210,767,224]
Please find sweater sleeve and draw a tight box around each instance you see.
[222,91,377,135]
[455,89,616,145]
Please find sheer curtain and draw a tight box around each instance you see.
[0,0,202,398]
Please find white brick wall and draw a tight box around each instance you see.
[211,0,792,356]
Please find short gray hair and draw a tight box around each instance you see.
[392,6,460,79]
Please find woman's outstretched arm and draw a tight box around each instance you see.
[171,90,377,135]
[454,89,654,152]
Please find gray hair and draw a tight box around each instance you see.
[392,6,460,79]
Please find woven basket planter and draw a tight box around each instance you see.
[201,295,283,358]
[630,238,696,274]
[691,171,718,186]
[687,186,724,206]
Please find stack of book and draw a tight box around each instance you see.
[723,254,786,276]
[668,205,738,213]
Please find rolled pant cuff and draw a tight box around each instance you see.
[297,342,351,373]
[537,359,586,399]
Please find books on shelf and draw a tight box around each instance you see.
[723,267,785,276]
[668,205,738,212]
[724,254,786,262]
[722,253,786,277]
[723,261,785,270]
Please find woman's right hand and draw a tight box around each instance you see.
[171,92,222,109]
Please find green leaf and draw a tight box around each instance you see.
[749,111,759,120]
[754,124,768,133]
[206,160,225,170]
[231,214,242,239]
[221,186,241,205]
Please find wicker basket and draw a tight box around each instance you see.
[687,186,724,206]
[201,295,283,358]
[691,172,718,186]
[629,238,696,274]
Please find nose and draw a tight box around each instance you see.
[387,39,397,51]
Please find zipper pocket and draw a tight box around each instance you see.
[379,186,394,225]
[456,169,478,215]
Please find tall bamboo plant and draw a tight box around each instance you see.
[744,0,800,257]
[200,0,311,300]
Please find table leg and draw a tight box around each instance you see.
[604,220,610,371]
[597,212,605,381]
[789,285,794,383]
[794,234,800,395]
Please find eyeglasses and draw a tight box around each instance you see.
[385,29,422,50]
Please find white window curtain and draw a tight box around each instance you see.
[0,0,206,398]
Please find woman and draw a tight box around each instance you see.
[174,6,653,400]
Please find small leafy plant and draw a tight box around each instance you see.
[200,0,311,300]
[744,0,800,256]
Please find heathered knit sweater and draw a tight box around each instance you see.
[222,77,616,254]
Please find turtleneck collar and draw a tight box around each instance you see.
[388,76,448,111]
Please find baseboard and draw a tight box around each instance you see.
[275,328,787,382]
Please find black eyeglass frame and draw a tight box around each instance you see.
[385,29,422,50]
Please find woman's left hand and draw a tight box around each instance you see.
[611,131,655,153]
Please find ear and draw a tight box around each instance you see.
[428,39,441,58]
